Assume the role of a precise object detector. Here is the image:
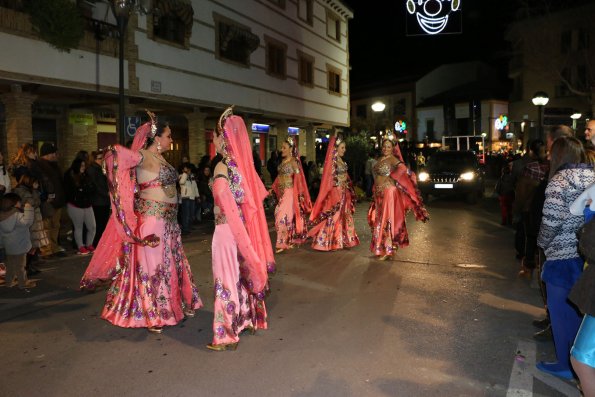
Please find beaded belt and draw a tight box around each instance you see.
[135,197,177,222]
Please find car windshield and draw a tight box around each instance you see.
[426,152,478,172]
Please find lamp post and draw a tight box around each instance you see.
[571,112,582,131]
[531,91,549,140]
[111,0,153,145]
[371,101,386,144]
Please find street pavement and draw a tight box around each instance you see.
[0,195,582,397]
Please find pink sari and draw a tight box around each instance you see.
[272,153,311,249]
[308,136,359,251]
[209,112,271,347]
[368,142,428,256]
[81,122,202,328]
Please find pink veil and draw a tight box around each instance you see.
[310,136,338,221]
[81,122,156,289]
[219,110,274,288]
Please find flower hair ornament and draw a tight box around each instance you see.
[382,132,398,145]
[285,136,298,158]
[334,135,344,147]
[146,109,157,138]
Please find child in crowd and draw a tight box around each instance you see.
[14,174,50,275]
[0,192,35,289]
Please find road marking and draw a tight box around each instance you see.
[507,340,534,397]
[507,340,580,397]
[532,368,580,396]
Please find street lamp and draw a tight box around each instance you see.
[531,91,549,140]
[571,112,582,130]
[371,101,386,112]
[111,0,153,145]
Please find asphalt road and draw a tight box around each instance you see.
[0,196,582,397]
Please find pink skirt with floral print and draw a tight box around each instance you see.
[101,198,202,328]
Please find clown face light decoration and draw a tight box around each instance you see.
[406,0,462,36]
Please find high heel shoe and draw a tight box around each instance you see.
[378,254,392,261]
[206,342,238,351]
[242,326,256,335]
[275,248,285,254]
[184,309,195,318]
[148,326,163,334]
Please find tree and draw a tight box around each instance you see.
[344,132,372,185]
[511,0,595,119]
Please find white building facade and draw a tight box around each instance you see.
[0,0,352,169]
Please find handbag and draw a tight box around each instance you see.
[578,216,595,264]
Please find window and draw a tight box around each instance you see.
[426,119,435,140]
[578,28,589,50]
[297,51,314,87]
[326,12,340,42]
[153,14,186,45]
[393,98,406,116]
[266,0,285,8]
[266,39,287,78]
[327,65,341,95]
[298,0,313,25]
[577,65,588,90]
[561,30,571,54]
[150,0,194,47]
[511,75,523,101]
[215,15,260,67]
[356,105,367,119]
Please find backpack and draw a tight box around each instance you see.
[578,216,595,263]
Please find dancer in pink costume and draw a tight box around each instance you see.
[81,112,202,333]
[271,137,312,253]
[368,135,429,260]
[308,135,359,251]
[207,107,273,351]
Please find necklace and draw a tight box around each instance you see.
[147,150,168,165]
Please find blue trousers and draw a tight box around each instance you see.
[546,282,583,371]
[180,198,195,233]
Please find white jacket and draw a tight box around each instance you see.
[179,173,199,199]
[0,166,11,194]
[0,206,33,255]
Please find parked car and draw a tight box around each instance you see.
[417,150,485,203]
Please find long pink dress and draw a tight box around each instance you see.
[81,144,202,328]
[208,112,272,347]
[210,175,267,344]
[272,159,311,249]
[308,143,359,251]
[368,158,428,257]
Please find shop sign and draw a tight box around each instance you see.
[69,113,94,126]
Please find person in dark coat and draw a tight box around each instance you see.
[36,143,67,258]
[86,150,110,247]
[267,150,279,183]
[64,158,96,255]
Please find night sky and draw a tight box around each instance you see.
[342,1,519,87]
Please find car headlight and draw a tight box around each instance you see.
[460,171,475,181]
[418,172,430,182]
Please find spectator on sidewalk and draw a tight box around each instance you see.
[14,174,49,275]
[0,151,11,197]
[536,136,594,380]
[197,165,214,222]
[86,150,110,247]
[11,143,43,189]
[37,143,67,258]
[364,151,377,198]
[64,158,96,255]
[267,150,279,184]
[495,160,515,225]
[0,192,35,289]
[179,163,198,235]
